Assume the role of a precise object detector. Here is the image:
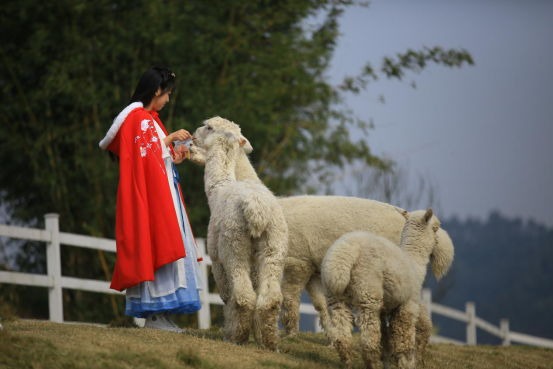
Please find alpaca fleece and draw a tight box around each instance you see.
[322,209,451,369]
[190,139,453,345]
[197,117,288,351]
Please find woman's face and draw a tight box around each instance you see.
[151,88,171,111]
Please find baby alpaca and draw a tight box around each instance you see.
[198,117,288,351]
[322,208,450,369]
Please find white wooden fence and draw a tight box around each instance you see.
[421,290,553,347]
[1,213,552,348]
[0,213,320,331]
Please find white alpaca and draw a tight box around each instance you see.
[322,208,449,369]
[190,137,453,346]
[198,117,288,351]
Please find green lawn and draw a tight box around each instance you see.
[1,320,552,369]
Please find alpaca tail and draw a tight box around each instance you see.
[322,235,361,295]
[242,188,273,238]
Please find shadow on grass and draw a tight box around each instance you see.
[177,347,218,368]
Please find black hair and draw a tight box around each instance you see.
[129,64,176,106]
[109,65,176,163]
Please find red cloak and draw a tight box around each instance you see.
[105,107,190,292]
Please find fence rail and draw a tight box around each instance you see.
[1,214,552,347]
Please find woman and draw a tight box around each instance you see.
[99,65,203,332]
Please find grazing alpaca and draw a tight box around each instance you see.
[322,208,450,369]
[198,117,288,351]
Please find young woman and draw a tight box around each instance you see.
[99,65,203,333]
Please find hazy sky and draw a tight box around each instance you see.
[329,0,553,226]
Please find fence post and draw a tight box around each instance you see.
[466,302,476,345]
[314,315,322,333]
[422,288,432,321]
[45,213,63,323]
[500,319,510,346]
[197,239,211,329]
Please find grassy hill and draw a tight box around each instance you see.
[1,320,552,369]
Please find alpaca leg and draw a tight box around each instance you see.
[356,297,383,369]
[221,236,257,344]
[280,258,314,337]
[389,301,419,369]
[250,252,262,345]
[415,304,432,365]
[380,314,392,369]
[207,223,231,304]
[255,229,287,351]
[305,276,332,339]
[327,293,355,368]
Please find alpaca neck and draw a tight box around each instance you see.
[235,150,261,183]
[400,231,432,285]
[204,141,238,199]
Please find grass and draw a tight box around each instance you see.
[1,320,552,369]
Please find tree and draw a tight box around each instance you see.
[342,163,442,213]
[0,0,473,323]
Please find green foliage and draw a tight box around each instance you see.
[0,296,19,323]
[0,285,47,321]
[0,0,473,323]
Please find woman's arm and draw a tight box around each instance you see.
[165,129,192,147]
[163,133,174,147]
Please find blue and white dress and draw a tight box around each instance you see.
[124,120,203,318]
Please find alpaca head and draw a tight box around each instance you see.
[194,116,246,152]
[191,122,252,165]
[401,208,445,273]
[398,207,454,281]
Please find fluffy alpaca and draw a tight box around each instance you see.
[198,117,288,351]
[190,140,452,347]
[322,208,449,369]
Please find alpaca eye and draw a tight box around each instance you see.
[207,126,212,130]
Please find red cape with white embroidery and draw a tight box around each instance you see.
[99,102,202,292]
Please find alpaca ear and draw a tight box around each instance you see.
[240,135,253,154]
[395,206,409,220]
[424,208,433,224]
[431,228,454,281]
[223,130,238,144]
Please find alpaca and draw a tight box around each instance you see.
[322,208,448,369]
[190,138,452,344]
[198,117,288,351]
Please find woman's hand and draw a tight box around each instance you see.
[172,150,185,164]
[172,145,189,165]
[171,129,192,141]
[164,129,191,147]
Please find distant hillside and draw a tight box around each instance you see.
[2,320,553,369]
[426,211,553,343]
